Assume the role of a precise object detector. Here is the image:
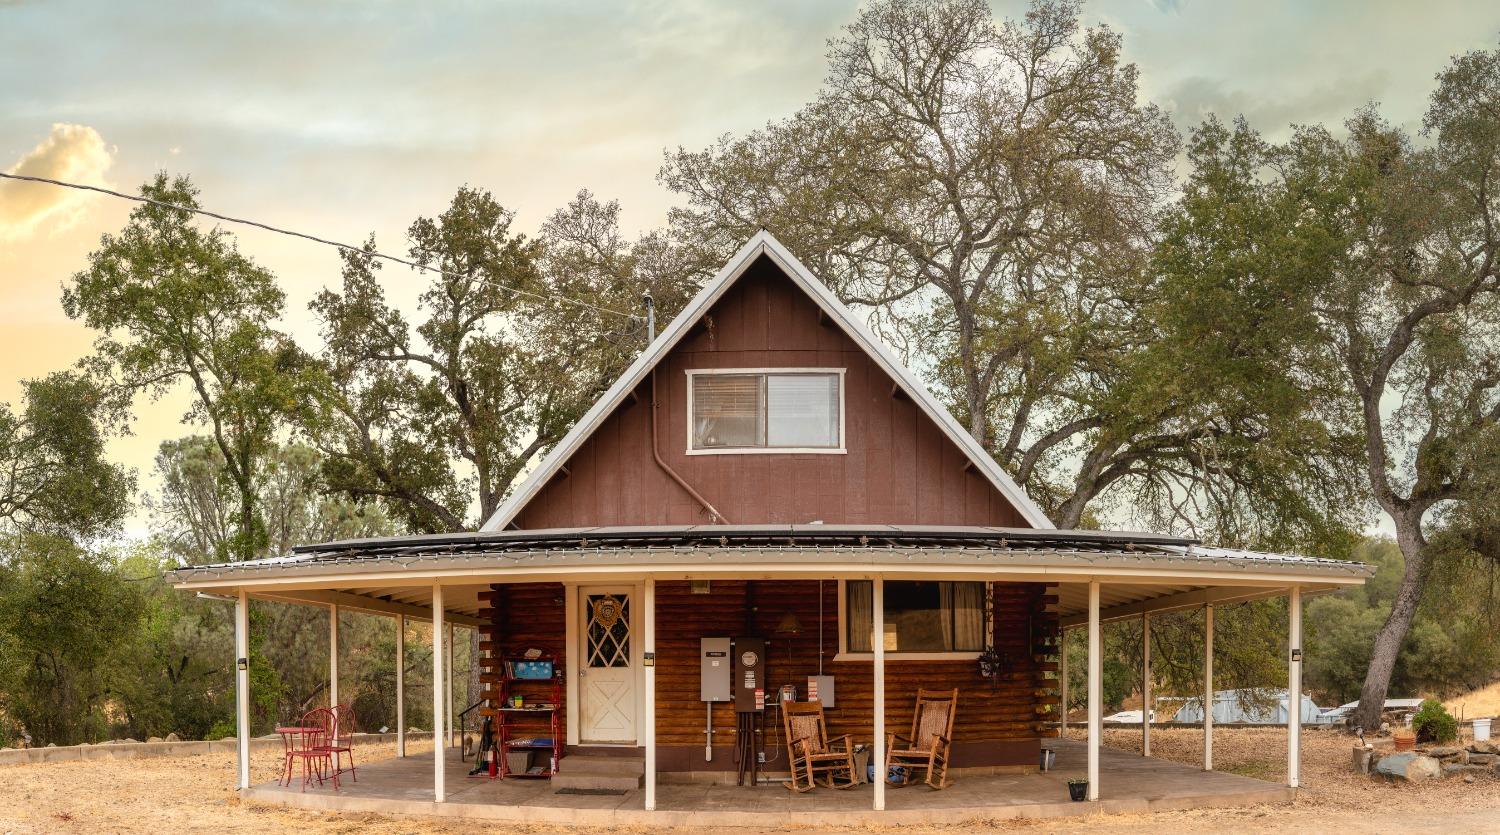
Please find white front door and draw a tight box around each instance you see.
[579,587,637,744]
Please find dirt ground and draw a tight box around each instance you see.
[2,729,1499,834]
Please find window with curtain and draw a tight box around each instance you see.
[844,581,986,653]
[690,371,840,450]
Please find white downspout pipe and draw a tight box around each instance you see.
[1086,580,1101,801]
[433,584,446,802]
[235,589,250,790]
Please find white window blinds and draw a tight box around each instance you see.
[690,371,841,450]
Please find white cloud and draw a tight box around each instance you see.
[0,123,114,240]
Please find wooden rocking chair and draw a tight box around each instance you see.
[886,688,957,790]
[782,700,858,792]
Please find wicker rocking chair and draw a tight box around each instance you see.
[886,688,958,790]
[782,700,858,792]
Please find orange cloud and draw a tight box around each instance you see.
[0,123,114,240]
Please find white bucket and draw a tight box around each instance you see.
[1475,718,1492,742]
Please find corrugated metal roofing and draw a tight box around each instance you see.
[165,524,1372,584]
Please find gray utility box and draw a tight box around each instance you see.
[700,637,731,702]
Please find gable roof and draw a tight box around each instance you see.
[479,230,1055,531]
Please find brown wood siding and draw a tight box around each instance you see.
[653,580,1059,770]
[476,582,567,742]
[477,579,1058,771]
[514,256,1028,528]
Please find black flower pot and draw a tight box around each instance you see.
[1068,780,1088,802]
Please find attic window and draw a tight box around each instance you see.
[687,369,844,453]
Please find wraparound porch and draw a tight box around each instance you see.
[242,739,1295,826]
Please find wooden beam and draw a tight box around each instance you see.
[1059,585,1279,628]
[254,588,483,627]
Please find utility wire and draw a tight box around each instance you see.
[0,171,636,319]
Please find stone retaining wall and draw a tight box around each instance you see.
[0,731,435,766]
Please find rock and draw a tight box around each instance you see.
[147,736,164,743]
[1466,774,1478,784]
[1374,752,1442,782]
[1470,740,1499,755]
[78,742,91,747]
[1469,753,1496,766]
[408,727,423,734]
[1429,745,1465,760]
[45,743,56,748]
[1442,763,1487,778]
[165,733,180,743]
[123,738,140,744]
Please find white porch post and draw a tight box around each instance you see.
[1288,586,1302,788]
[433,584,446,802]
[1142,612,1151,758]
[873,576,886,812]
[235,589,250,790]
[1060,628,1069,736]
[396,613,406,758]
[329,604,340,709]
[1086,580,1101,801]
[644,578,658,811]
[445,623,454,748]
[1203,604,1214,771]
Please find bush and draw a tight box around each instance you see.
[1412,698,1458,744]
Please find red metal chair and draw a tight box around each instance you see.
[281,708,337,792]
[321,703,357,783]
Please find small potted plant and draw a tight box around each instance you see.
[1067,777,1088,801]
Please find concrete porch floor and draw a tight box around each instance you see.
[243,740,1295,827]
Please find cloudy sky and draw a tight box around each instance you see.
[3,0,1498,535]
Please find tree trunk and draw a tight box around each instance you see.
[1352,512,1428,731]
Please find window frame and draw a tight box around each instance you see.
[834,579,990,661]
[684,367,847,455]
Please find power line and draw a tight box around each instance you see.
[0,171,636,319]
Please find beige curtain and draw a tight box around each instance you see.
[952,582,985,651]
[846,581,873,652]
[939,583,956,650]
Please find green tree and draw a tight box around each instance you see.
[63,173,317,562]
[0,372,132,538]
[662,0,1359,548]
[307,187,692,532]
[0,533,143,746]
[1239,56,1500,728]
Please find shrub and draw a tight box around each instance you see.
[1412,698,1458,744]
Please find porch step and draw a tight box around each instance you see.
[554,754,644,791]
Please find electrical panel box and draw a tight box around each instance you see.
[700,637,731,702]
[807,675,836,708]
[733,636,766,712]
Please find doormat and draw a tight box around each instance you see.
[555,788,628,796]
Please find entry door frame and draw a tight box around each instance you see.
[566,582,643,746]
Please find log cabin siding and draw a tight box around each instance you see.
[476,582,567,743]
[481,579,1058,771]
[513,256,1027,529]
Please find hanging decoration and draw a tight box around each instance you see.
[592,595,623,629]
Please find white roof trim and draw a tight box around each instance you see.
[479,230,1055,531]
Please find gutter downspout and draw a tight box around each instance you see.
[651,369,727,524]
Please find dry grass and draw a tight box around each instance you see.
[1446,681,1500,721]
[1,729,1498,834]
